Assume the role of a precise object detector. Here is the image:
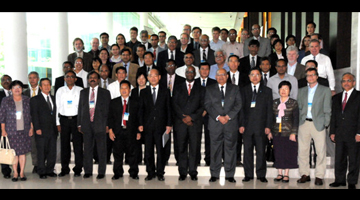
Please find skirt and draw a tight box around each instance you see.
[273,134,298,169]
[7,130,32,156]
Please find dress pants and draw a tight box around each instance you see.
[144,127,166,177]
[209,128,238,178]
[83,122,107,175]
[59,116,83,174]
[298,121,326,178]
[35,130,57,175]
[243,131,267,178]
[112,128,139,177]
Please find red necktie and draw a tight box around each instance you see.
[90,88,95,122]
[153,49,156,60]
[122,99,127,126]
[342,92,348,112]
[188,84,191,96]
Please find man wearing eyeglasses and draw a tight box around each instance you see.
[55,70,84,177]
[243,24,272,58]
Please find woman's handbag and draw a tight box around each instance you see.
[0,136,16,165]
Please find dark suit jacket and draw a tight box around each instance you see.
[172,81,205,131]
[108,95,139,137]
[239,55,262,76]
[194,77,217,87]
[54,76,84,95]
[77,87,111,134]
[22,87,41,98]
[30,93,57,136]
[240,83,273,134]
[204,83,242,133]
[67,51,93,72]
[157,49,185,75]
[298,76,329,88]
[159,73,185,95]
[330,90,360,141]
[226,71,249,88]
[138,85,172,132]
[193,48,215,67]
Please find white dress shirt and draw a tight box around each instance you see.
[175,65,200,79]
[108,80,134,99]
[55,85,83,125]
[229,70,240,85]
[75,69,88,88]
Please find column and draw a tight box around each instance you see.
[3,12,28,83]
[51,12,69,85]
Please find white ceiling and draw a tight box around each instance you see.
[152,12,245,38]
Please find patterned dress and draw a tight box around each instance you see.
[0,95,32,155]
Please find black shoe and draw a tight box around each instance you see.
[157,175,165,181]
[348,184,356,189]
[111,174,123,180]
[131,175,139,180]
[96,174,105,179]
[39,175,47,179]
[258,177,268,183]
[145,174,155,181]
[3,174,11,179]
[83,174,92,178]
[209,177,219,182]
[58,172,69,177]
[329,182,346,187]
[190,175,198,181]
[178,175,187,181]
[242,177,253,182]
[225,177,236,183]
[11,177,18,182]
[20,176,27,181]
[47,172,58,177]
[74,173,81,177]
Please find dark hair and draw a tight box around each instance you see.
[10,80,24,89]
[305,60,318,68]
[278,80,292,92]
[120,80,131,89]
[305,68,319,76]
[248,39,260,47]
[199,62,210,69]
[87,70,100,79]
[99,32,109,38]
[115,66,127,74]
[228,55,240,62]
[72,38,85,51]
[116,33,126,44]
[65,70,76,77]
[249,67,262,75]
[39,78,51,87]
[130,27,138,33]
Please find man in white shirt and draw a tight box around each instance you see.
[301,39,336,95]
[55,70,83,177]
[108,66,133,99]
[221,29,243,62]
[210,27,225,52]
[74,57,88,88]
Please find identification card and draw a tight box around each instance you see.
[308,102,312,112]
[89,101,95,108]
[16,111,22,120]
[251,101,256,108]
[276,117,282,123]
[221,100,225,107]
[67,100,73,108]
[123,112,129,121]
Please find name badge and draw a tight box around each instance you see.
[276,116,282,123]
[123,112,129,121]
[16,111,22,120]
[308,102,312,112]
[251,101,256,108]
[67,100,73,108]
[221,99,225,107]
[89,101,95,108]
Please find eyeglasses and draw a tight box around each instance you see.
[65,75,76,79]
[341,79,354,83]
[249,74,261,77]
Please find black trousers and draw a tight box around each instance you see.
[59,116,83,174]
[144,127,166,177]
[35,130,57,175]
[83,122,107,175]
[112,129,139,177]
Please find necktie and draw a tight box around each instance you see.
[47,95,52,111]
[252,85,257,101]
[251,56,255,68]
[232,74,236,85]
[188,83,191,96]
[168,75,172,90]
[153,49,156,61]
[264,73,268,85]
[313,55,316,61]
[103,80,107,89]
[342,92,348,112]
[170,51,174,60]
[31,88,36,97]
[203,49,207,61]
[90,88,95,122]
[152,87,156,105]
[202,79,206,87]
[221,86,225,100]
[122,99,127,126]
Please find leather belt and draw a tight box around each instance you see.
[305,118,313,121]
[60,115,77,119]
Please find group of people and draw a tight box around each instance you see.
[0,22,359,189]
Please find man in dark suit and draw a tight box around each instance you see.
[77,71,111,179]
[67,38,93,72]
[298,60,329,88]
[329,73,360,189]
[193,34,215,67]
[159,59,185,97]
[195,63,217,166]
[227,55,249,88]
[54,61,84,94]
[239,39,262,76]
[138,68,172,181]
[172,66,205,181]
[157,35,185,75]
[204,68,242,183]
[30,78,57,179]
[108,80,140,180]
[0,74,12,178]
[240,68,273,183]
